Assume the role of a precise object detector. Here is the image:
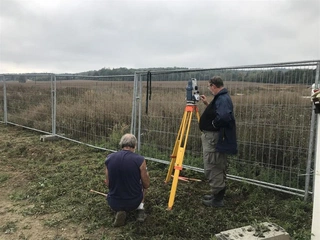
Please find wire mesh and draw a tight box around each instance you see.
[135,62,318,194]
[0,76,4,123]
[1,60,318,196]
[55,74,135,150]
[2,74,52,132]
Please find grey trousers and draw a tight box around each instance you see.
[201,131,227,195]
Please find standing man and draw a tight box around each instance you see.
[105,133,150,227]
[199,76,237,207]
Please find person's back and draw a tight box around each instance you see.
[106,150,144,210]
[104,133,150,227]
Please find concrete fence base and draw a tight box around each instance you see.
[215,222,290,240]
[40,135,58,142]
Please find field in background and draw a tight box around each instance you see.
[0,79,314,194]
[0,124,313,239]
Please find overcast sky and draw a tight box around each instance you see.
[0,0,319,74]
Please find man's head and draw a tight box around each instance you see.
[208,76,224,95]
[119,133,137,150]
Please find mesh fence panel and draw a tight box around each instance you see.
[3,74,52,132]
[1,61,318,196]
[0,77,3,122]
[135,63,317,193]
[55,75,135,150]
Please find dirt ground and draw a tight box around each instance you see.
[1,157,95,240]
[0,170,87,240]
[0,125,88,240]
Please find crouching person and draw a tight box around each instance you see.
[104,133,150,227]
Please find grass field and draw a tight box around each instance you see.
[0,124,313,240]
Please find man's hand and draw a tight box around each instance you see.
[200,95,209,106]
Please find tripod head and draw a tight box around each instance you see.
[186,78,200,104]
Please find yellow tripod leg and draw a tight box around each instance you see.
[166,105,199,183]
[165,109,187,183]
[195,105,200,122]
[167,106,194,210]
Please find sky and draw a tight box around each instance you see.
[0,0,319,74]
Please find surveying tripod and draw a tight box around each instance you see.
[165,103,200,210]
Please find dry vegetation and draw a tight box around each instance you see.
[0,79,315,239]
[0,80,313,187]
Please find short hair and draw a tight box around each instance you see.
[119,133,137,148]
[209,76,224,88]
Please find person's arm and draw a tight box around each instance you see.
[140,160,150,189]
[212,98,234,128]
[105,166,109,188]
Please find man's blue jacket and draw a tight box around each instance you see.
[199,88,238,154]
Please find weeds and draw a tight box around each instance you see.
[0,124,313,239]
[1,221,17,234]
[0,173,10,183]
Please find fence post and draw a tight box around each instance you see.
[312,106,320,239]
[131,72,143,151]
[137,74,142,151]
[51,74,57,135]
[131,72,138,136]
[305,73,319,201]
[3,75,7,124]
[311,62,320,240]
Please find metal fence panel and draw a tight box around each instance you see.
[0,76,4,123]
[55,74,135,150]
[133,61,318,196]
[3,74,53,133]
[1,61,318,197]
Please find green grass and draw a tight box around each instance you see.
[0,124,313,239]
[0,221,18,234]
[0,173,10,183]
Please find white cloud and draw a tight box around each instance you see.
[0,0,319,73]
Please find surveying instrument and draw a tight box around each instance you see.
[165,78,201,210]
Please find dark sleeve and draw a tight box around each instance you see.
[212,97,234,128]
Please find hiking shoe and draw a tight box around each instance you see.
[136,209,147,222]
[113,211,126,227]
[202,194,214,200]
[202,199,224,208]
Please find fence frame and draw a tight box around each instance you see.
[1,60,319,199]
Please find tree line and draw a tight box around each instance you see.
[3,67,316,85]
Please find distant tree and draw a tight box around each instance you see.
[18,75,27,83]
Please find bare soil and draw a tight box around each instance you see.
[0,172,85,240]
[0,125,95,240]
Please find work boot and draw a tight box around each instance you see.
[214,187,226,201]
[113,211,126,227]
[202,198,224,207]
[202,187,226,207]
[136,209,147,222]
[202,194,214,200]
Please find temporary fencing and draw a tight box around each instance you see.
[1,60,319,199]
